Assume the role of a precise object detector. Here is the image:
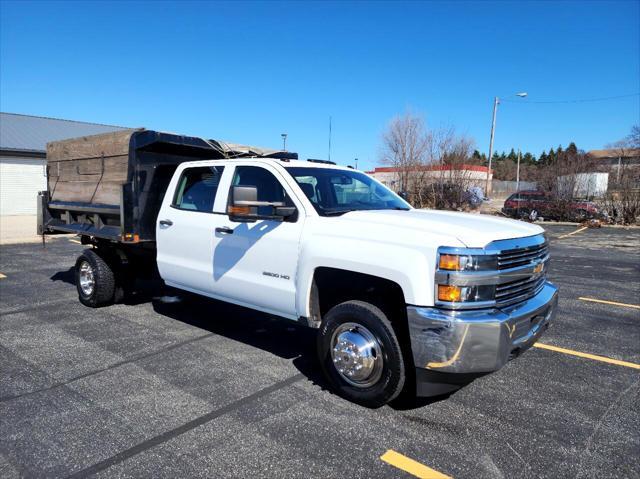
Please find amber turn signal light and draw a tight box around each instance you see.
[438,285,461,302]
[228,205,250,215]
[439,254,460,271]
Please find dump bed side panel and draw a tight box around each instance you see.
[47,129,139,206]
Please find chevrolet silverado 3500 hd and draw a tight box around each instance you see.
[39,129,558,407]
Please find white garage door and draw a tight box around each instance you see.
[0,157,47,215]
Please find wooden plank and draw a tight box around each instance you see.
[49,180,123,205]
[47,129,140,162]
[49,155,129,183]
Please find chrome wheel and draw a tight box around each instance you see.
[78,261,95,296]
[330,322,383,388]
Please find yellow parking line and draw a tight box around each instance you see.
[380,450,452,479]
[578,297,640,310]
[0,273,6,279]
[533,343,640,370]
[558,226,588,239]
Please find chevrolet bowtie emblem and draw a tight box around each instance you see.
[533,262,544,274]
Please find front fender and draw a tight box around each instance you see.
[295,236,435,319]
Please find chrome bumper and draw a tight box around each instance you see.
[407,282,558,374]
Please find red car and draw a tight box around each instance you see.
[502,190,599,221]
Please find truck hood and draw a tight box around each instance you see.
[335,209,543,248]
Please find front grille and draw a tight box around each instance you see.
[497,242,549,270]
[436,234,550,310]
[495,275,546,308]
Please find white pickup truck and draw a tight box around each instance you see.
[39,130,558,407]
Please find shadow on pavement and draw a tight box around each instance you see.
[48,271,450,410]
[147,282,331,395]
[50,267,75,284]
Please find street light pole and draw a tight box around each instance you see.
[281,133,287,151]
[355,158,358,170]
[516,148,521,191]
[486,96,499,197]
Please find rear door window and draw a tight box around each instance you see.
[173,166,225,212]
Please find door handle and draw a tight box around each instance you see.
[159,219,173,227]
[215,226,234,235]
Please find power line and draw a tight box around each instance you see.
[501,93,639,104]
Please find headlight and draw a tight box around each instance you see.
[437,284,495,303]
[438,253,497,271]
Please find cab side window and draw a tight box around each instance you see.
[173,166,225,212]
[231,166,294,217]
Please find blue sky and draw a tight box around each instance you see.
[1,1,638,170]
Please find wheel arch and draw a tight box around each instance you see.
[302,266,409,331]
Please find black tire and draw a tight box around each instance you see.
[75,249,116,307]
[317,301,406,408]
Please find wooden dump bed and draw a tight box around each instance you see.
[39,129,297,243]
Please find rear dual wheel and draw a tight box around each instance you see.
[317,301,406,408]
[75,249,116,307]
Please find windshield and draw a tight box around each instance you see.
[285,167,411,216]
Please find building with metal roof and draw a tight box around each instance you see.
[0,112,130,215]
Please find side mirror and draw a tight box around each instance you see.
[228,185,296,222]
[275,206,296,218]
[228,186,258,222]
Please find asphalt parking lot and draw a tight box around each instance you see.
[1,224,639,478]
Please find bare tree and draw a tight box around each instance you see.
[600,125,640,224]
[627,124,640,148]
[380,112,429,193]
[380,112,478,209]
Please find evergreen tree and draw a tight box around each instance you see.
[507,148,518,162]
[566,142,578,162]
[471,150,488,166]
[539,150,548,165]
[548,148,556,164]
[522,152,535,164]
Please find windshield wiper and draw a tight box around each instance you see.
[321,209,357,216]
[363,207,410,211]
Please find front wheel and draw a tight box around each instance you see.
[317,301,406,408]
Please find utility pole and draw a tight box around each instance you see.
[486,92,527,197]
[328,116,332,162]
[355,158,358,170]
[281,133,287,151]
[516,149,521,191]
[486,96,499,197]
